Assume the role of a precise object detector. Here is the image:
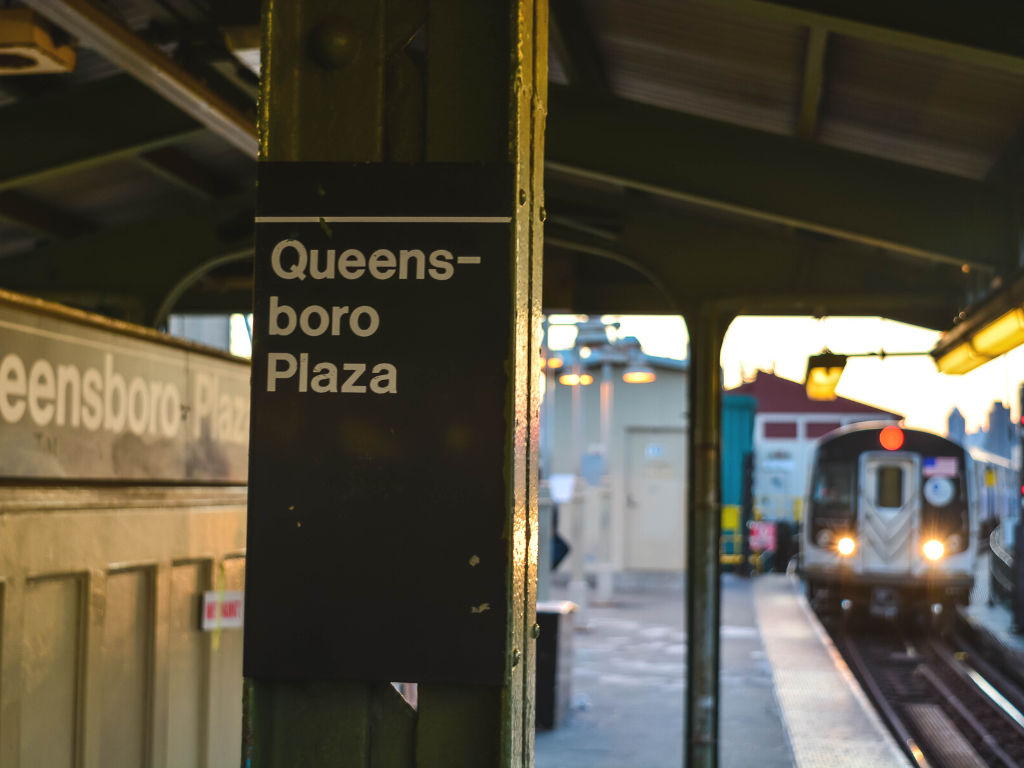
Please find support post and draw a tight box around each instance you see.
[685,304,730,768]
[1015,383,1024,632]
[249,1,547,766]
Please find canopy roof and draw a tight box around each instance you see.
[0,0,1020,330]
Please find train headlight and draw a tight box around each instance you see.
[923,539,945,561]
[837,537,856,556]
[946,534,963,552]
[816,530,833,548]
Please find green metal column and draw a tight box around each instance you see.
[684,304,731,768]
[250,1,547,766]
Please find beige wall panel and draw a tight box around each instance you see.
[21,576,81,768]
[167,562,208,768]
[102,569,152,768]
[207,558,244,768]
[0,487,247,577]
[550,366,688,571]
[0,487,246,768]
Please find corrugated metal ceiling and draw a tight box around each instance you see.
[819,36,1024,180]
[580,0,1024,179]
[590,0,804,136]
[19,158,198,229]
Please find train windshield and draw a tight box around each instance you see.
[812,461,856,516]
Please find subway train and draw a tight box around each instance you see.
[799,423,1016,618]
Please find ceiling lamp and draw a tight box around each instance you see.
[931,270,1024,376]
[804,353,847,401]
[935,306,1024,375]
[623,351,655,384]
[0,10,76,75]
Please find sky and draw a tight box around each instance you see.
[546,315,1024,437]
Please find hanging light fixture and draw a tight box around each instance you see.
[804,352,847,401]
[622,350,656,383]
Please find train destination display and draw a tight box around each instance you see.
[244,164,516,685]
[0,290,249,482]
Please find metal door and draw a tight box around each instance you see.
[858,452,919,573]
[625,430,687,570]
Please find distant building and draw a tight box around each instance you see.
[986,402,1013,460]
[725,371,901,521]
[947,408,966,446]
[953,402,1015,461]
[544,330,688,573]
[168,314,231,351]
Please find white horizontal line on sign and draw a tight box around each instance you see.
[457,256,481,264]
[254,216,511,224]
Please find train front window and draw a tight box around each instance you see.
[876,466,903,508]
[810,462,857,544]
[813,462,855,510]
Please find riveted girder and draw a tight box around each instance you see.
[248,2,546,767]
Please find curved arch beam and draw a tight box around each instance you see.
[152,247,253,329]
[545,235,681,314]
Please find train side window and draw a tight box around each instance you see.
[876,466,903,508]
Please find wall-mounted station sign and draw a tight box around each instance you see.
[244,164,516,686]
[0,289,249,482]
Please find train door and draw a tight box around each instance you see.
[858,453,920,573]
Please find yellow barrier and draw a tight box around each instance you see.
[720,504,743,565]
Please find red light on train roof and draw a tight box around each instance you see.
[879,426,904,451]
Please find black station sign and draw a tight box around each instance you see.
[244,163,516,685]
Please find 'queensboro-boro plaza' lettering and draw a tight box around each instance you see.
[0,351,246,444]
[262,237,483,394]
[270,239,482,282]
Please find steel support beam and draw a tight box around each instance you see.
[546,85,1016,272]
[136,147,238,199]
[0,195,254,325]
[796,26,828,140]
[0,191,94,239]
[21,0,258,157]
[0,74,203,193]
[549,0,608,92]
[699,0,1024,76]
[249,1,546,767]
[684,304,729,768]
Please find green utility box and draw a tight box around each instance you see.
[721,395,756,571]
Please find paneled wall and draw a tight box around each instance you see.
[0,485,247,768]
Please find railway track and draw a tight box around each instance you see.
[821,612,1024,768]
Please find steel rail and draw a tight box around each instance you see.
[951,631,1024,721]
[915,664,1020,768]
[928,636,1024,741]
[841,630,932,768]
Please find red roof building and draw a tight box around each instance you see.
[727,370,902,419]
[726,371,902,520]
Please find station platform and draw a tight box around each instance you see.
[753,575,912,768]
[959,552,1024,669]
[535,573,912,767]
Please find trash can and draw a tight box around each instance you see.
[535,600,576,730]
